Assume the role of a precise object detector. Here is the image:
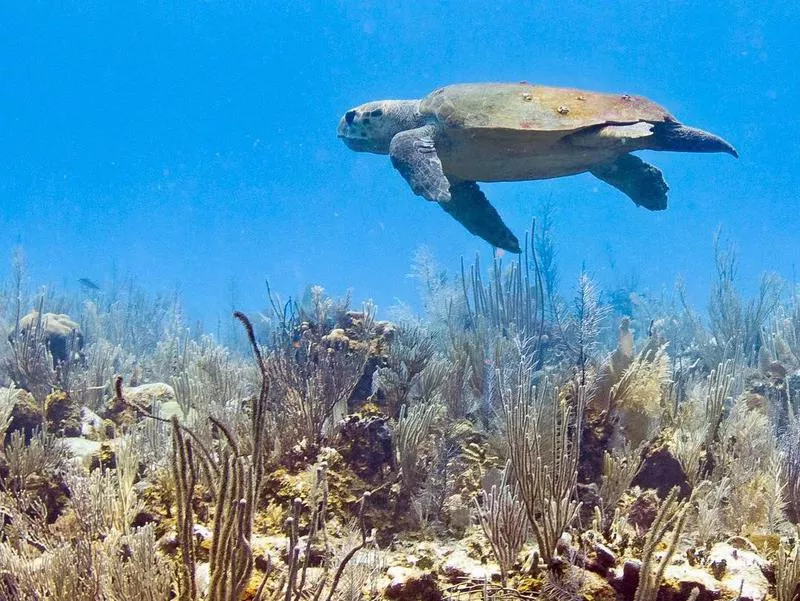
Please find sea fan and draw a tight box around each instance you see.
[610,344,671,446]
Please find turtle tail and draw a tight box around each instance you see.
[652,122,738,157]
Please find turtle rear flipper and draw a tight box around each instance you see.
[440,182,520,253]
[590,154,669,211]
[389,125,451,202]
[652,122,738,157]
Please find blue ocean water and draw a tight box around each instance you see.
[0,1,797,324]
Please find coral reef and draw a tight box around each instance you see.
[1,233,799,601]
[8,310,84,367]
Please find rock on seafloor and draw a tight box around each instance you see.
[124,382,176,407]
[384,566,443,600]
[63,436,102,463]
[80,406,104,436]
[705,541,770,601]
[441,548,498,582]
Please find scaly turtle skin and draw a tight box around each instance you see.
[338,82,737,252]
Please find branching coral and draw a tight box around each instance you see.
[0,524,172,601]
[165,311,274,601]
[169,408,259,601]
[563,273,609,385]
[598,442,644,532]
[274,467,375,601]
[775,529,800,601]
[0,426,169,601]
[69,339,125,412]
[461,224,546,355]
[266,296,373,450]
[475,465,529,586]
[707,233,782,367]
[3,304,58,405]
[691,478,730,547]
[633,487,689,601]
[501,367,584,566]
[712,395,788,534]
[0,387,17,442]
[371,323,436,417]
[65,436,144,537]
[394,401,439,493]
[704,359,736,450]
[782,413,800,522]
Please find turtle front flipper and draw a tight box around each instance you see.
[389,125,451,202]
[440,182,520,253]
[590,154,669,211]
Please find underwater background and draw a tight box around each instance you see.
[1,1,798,323]
[3,3,800,601]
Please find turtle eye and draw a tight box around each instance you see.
[345,110,357,125]
[370,109,383,117]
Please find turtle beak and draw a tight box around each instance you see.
[341,137,374,152]
[337,121,370,152]
[337,109,360,138]
[337,113,376,152]
[337,116,348,138]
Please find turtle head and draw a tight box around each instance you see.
[338,100,421,154]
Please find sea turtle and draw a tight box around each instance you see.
[337,82,737,252]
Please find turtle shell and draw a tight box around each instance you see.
[421,83,675,133]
